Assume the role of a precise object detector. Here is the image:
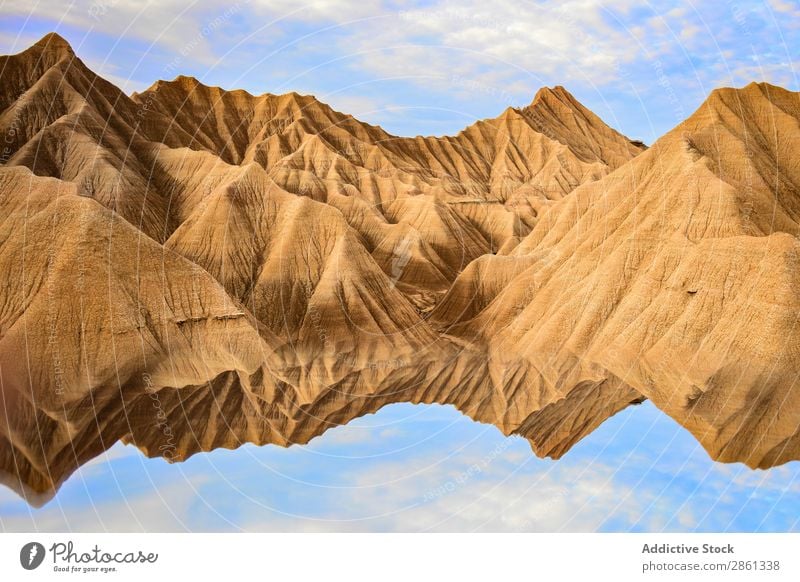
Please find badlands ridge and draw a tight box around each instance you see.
[1,33,799,503]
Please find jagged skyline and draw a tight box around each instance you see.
[2,33,800,511]
[1,1,798,142]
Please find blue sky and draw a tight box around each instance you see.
[0,0,798,142]
[1,401,798,532]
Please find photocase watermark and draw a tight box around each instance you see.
[450,74,516,106]
[88,0,122,20]
[142,373,177,461]
[307,303,328,347]
[19,540,158,574]
[334,352,407,371]
[422,438,514,502]
[398,8,509,33]
[652,59,685,122]
[44,207,75,398]
[0,91,28,165]
[729,0,755,36]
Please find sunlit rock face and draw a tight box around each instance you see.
[1,33,799,505]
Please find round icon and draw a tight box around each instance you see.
[20,542,46,570]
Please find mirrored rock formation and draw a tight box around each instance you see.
[1,33,798,505]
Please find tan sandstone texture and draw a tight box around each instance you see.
[1,33,798,504]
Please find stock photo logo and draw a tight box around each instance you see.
[19,542,46,570]
[14,541,159,575]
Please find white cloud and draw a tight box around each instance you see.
[232,446,649,532]
[2,401,799,532]
[3,0,798,110]
[767,0,800,16]
[340,0,643,89]
[0,475,204,532]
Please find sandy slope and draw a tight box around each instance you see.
[1,33,797,503]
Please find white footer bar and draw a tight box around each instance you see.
[1,533,797,581]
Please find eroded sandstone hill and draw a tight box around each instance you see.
[0,33,797,504]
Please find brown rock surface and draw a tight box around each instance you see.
[1,34,797,504]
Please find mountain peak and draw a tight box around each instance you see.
[506,85,645,163]
[171,74,203,89]
[31,32,74,56]
[144,75,205,93]
[529,85,578,108]
[523,85,599,124]
[681,81,799,135]
[702,80,792,105]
